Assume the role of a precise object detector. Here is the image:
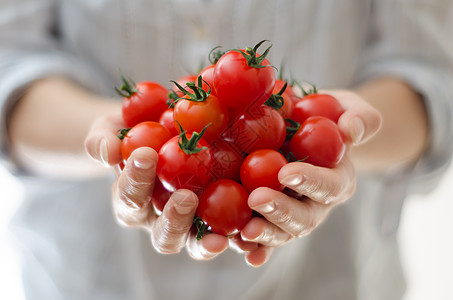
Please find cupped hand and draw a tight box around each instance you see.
[84,113,229,259]
[238,89,382,267]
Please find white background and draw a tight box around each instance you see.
[1,164,452,300]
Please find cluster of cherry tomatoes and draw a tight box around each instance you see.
[116,41,346,239]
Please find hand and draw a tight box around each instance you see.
[238,89,382,267]
[84,114,232,260]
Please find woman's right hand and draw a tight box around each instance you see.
[84,113,236,259]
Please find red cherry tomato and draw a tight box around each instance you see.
[292,92,344,124]
[117,78,169,127]
[156,133,212,194]
[210,139,244,181]
[240,149,287,192]
[120,121,172,161]
[214,42,275,111]
[223,105,286,154]
[289,116,345,168]
[158,108,178,136]
[173,93,228,143]
[197,179,252,237]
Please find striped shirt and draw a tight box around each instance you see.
[1,1,452,299]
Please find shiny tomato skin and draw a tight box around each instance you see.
[210,139,244,182]
[289,116,345,168]
[214,50,275,111]
[157,135,213,194]
[158,108,179,136]
[173,94,228,143]
[292,93,344,124]
[122,81,169,127]
[120,121,172,161]
[197,179,252,236]
[240,149,288,192]
[223,105,286,154]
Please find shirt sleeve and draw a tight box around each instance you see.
[0,0,109,172]
[358,0,453,194]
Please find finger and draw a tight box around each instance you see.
[149,189,199,254]
[278,156,356,205]
[228,234,259,253]
[248,187,331,238]
[240,217,292,247]
[113,147,158,227]
[245,245,274,267]
[186,232,229,260]
[84,114,124,166]
[325,90,382,145]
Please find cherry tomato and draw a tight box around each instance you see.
[120,121,172,161]
[240,149,287,192]
[289,116,345,168]
[173,94,228,143]
[117,78,169,127]
[292,92,344,124]
[159,108,178,136]
[223,105,286,154]
[197,179,252,237]
[173,77,228,143]
[210,139,244,181]
[214,42,275,111]
[157,132,212,194]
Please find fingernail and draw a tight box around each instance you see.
[133,156,154,170]
[255,201,275,213]
[280,174,303,187]
[99,139,109,167]
[243,231,264,242]
[350,117,365,145]
[172,191,195,215]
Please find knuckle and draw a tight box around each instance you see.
[151,217,189,254]
[151,234,184,254]
[113,209,139,228]
[118,175,152,208]
[270,204,306,238]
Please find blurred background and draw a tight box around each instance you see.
[1,163,452,300]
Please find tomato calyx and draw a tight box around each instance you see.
[208,46,225,65]
[177,122,210,155]
[115,75,138,98]
[171,75,211,104]
[232,40,273,69]
[167,90,180,108]
[265,81,288,110]
[283,151,308,163]
[293,80,318,97]
[284,118,301,141]
[194,216,210,240]
[117,128,131,140]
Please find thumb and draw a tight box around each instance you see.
[326,90,382,145]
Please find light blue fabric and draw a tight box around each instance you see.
[1,1,452,299]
